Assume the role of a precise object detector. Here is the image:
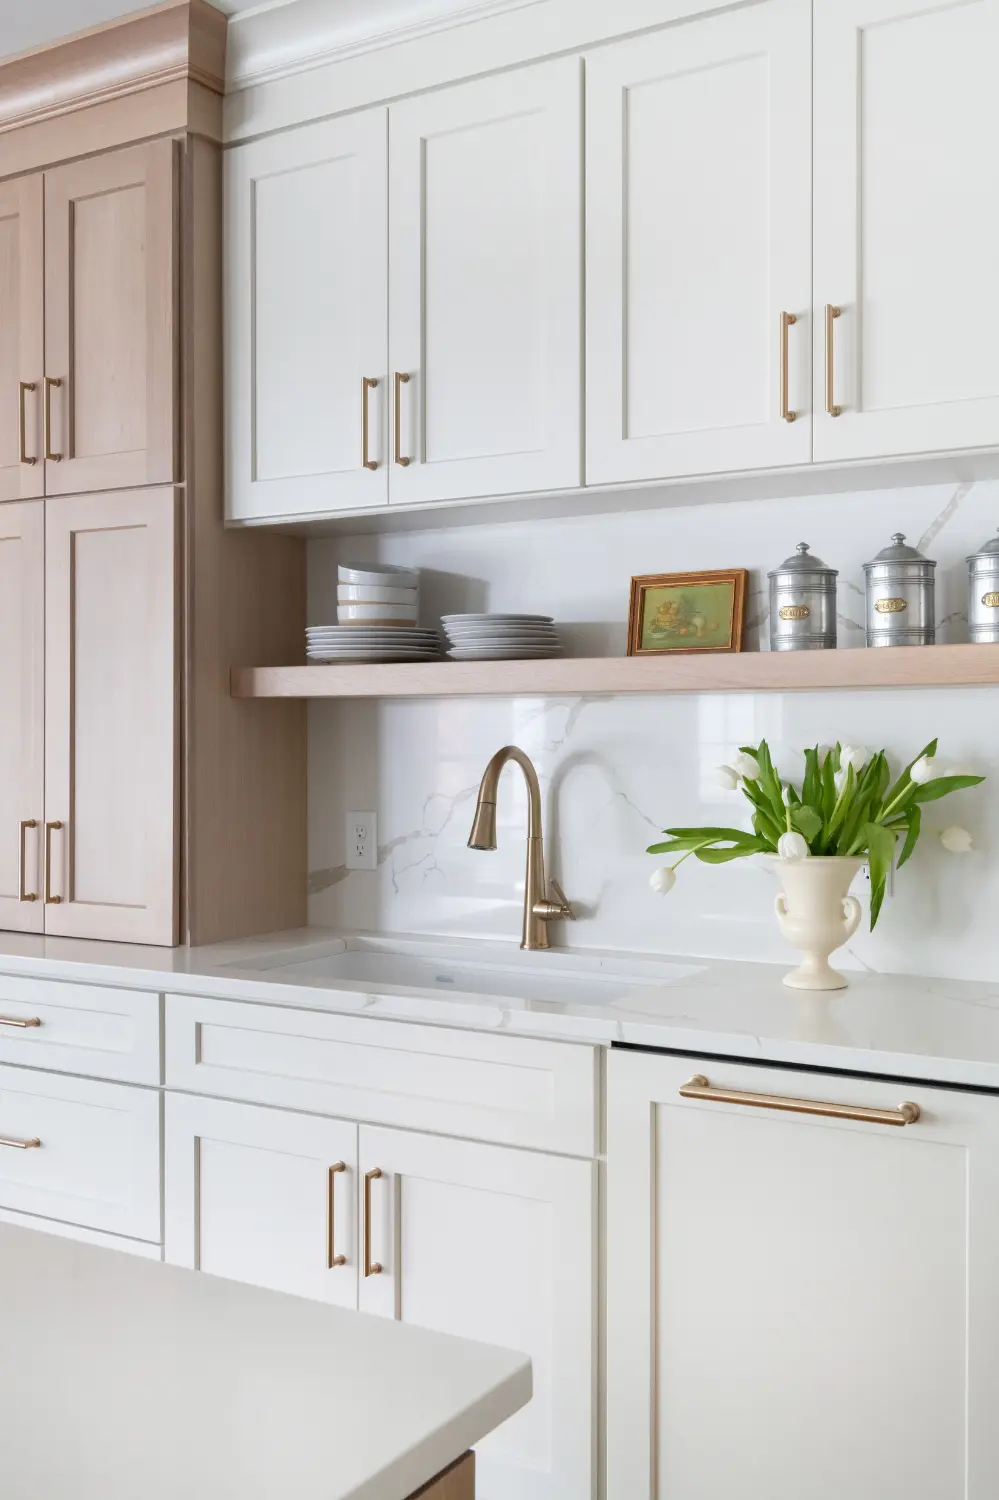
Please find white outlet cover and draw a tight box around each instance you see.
[346,811,377,871]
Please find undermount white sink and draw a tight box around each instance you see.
[226,935,704,1007]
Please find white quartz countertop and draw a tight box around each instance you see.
[1,927,999,1089]
[0,1222,530,1500]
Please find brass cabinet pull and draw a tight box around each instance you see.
[361,377,379,470]
[44,821,64,905]
[779,313,797,423]
[327,1161,347,1269]
[824,304,842,417]
[0,1135,41,1150]
[18,819,39,903]
[44,377,63,460]
[0,1015,41,1029]
[680,1074,919,1127]
[394,371,411,466]
[363,1167,383,1276]
[19,382,37,465]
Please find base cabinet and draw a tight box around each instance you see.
[607,1050,999,1500]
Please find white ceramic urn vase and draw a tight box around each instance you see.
[769,856,864,991]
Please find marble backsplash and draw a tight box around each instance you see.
[307,479,999,981]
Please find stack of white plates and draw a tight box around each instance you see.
[306,626,441,664]
[338,564,420,626]
[442,614,561,660]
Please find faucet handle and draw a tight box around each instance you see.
[533,879,575,923]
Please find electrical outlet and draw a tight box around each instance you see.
[346,811,377,871]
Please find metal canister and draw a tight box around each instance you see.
[767,543,838,651]
[967,529,999,643]
[863,533,936,647]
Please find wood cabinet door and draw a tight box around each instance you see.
[0,502,44,933]
[586,0,812,485]
[226,111,389,522]
[814,0,999,461]
[44,488,178,945]
[388,59,582,507]
[164,1093,358,1307]
[43,140,177,495]
[358,1126,595,1500]
[0,176,44,502]
[607,1050,999,1500]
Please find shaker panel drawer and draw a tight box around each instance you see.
[0,973,161,1084]
[166,994,597,1155]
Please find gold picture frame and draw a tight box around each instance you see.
[627,569,748,656]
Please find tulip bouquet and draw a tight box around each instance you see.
[648,738,984,929]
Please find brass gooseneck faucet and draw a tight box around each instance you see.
[467,745,574,950]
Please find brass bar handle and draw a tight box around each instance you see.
[44,377,63,461]
[18,819,39,903]
[361,377,379,470]
[44,821,64,905]
[824,305,842,417]
[0,1016,41,1029]
[327,1161,347,1269]
[394,372,411,466]
[680,1074,919,1128]
[363,1167,383,1277]
[0,1135,41,1150]
[780,313,797,423]
[19,382,37,465]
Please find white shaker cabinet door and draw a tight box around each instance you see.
[388,59,582,506]
[814,0,999,461]
[164,1093,358,1308]
[586,0,812,485]
[226,110,389,521]
[607,1050,999,1500]
[0,174,43,502]
[0,502,44,934]
[358,1126,595,1500]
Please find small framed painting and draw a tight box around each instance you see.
[627,569,748,656]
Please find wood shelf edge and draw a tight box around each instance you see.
[230,644,999,700]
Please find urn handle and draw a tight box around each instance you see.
[841,894,862,941]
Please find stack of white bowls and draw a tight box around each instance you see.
[442,614,562,660]
[306,562,440,663]
[338,563,420,626]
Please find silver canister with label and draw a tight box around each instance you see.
[967,529,999,644]
[863,533,936,647]
[767,543,838,651]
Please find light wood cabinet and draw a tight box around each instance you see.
[586,0,812,483]
[814,0,999,462]
[0,502,44,933]
[607,1049,999,1499]
[44,488,178,945]
[0,176,44,502]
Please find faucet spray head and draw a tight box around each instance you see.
[467,799,497,851]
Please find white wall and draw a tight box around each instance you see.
[308,479,999,981]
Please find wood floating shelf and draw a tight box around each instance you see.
[231,643,999,700]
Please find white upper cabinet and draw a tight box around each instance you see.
[586,0,812,485]
[814,0,999,461]
[226,110,389,521]
[388,59,582,506]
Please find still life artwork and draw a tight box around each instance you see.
[627,569,747,655]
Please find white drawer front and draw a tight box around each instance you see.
[0,973,161,1084]
[0,1065,161,1241]
[166,995,597,1156]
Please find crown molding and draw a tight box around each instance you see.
[0,0,226,136]
[226,0,544,90]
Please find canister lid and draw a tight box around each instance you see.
[967,528,999,561]
[864,533,937,569]
[767,542,838,579]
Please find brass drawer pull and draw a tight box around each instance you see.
[0,1016,41,1029]
[779,313,797,423]
[680,1074,920,1128]
[394,371,411,466]
[364,1167,383,1276]
[327,1161,347,1269]
[361,376,379,471]
[44,821,64,905]
[44,377,63,461]
[0,1135,41,1150]
[19,382,37,465]
[18,819,39,903]
[824,304,842,417]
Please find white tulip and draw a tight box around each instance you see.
[782,785,793,807]
[817,744,834,765]
[649,866,677,894]
[731,751,760,780]
[910,755,940,785]
[940,826,973,854]
[834,768,848,795]
[840,744,870,774]
[778,831,809,861]
[713,765,740,791]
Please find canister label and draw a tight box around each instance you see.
[983,592,999,609]
[779,605,811,620]
[874,597,908,614]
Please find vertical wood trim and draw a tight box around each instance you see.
[0,174,44,501]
